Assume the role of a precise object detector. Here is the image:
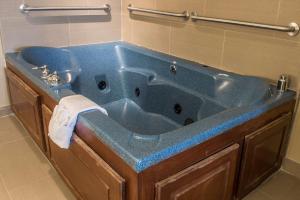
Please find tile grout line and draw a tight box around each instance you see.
[223,28,300,45]
[0,135,30,147]
[220,30,227,67]
[168,23,171,54]
[203,0,208,15]
[0,175,13,200]
[275,0,282,24]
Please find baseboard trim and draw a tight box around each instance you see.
[0,105,12,117]
[282,158,300,179]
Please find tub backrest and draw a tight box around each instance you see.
[21,47,80,73]
[212,74,271,107]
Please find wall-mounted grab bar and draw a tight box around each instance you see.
[128,4,189,19]
[191,12,299,37]
[19,4,111,14]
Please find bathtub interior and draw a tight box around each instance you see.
[20,44,272,135]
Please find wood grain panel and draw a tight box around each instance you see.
[156,144,240,200]
[237,113,292,198]
[6,68,45,151]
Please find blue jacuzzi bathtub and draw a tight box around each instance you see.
[6,42,296,172]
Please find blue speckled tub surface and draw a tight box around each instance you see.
[6,42,296,172]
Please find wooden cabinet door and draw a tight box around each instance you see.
[50,137,125,200]
[237,113,291,198]
[44,106,125,200]
[41,104,52,158]
[6,69,45,151]
[155,144,240,200]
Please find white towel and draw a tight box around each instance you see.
[48,95,108,149]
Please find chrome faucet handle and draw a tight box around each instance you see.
[40,65,48,69]
[40,65,50,79]
[47,71,60,86]
[42,68,50,77]
[32,65,48,70]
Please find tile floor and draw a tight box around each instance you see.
[0,115,76,200]
[244,170,300,200]
[0,114,299,200]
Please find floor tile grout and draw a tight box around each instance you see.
[0,174,13,200]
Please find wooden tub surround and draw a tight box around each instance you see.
[5,62,296,200]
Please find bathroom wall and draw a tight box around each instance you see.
[121,0,300,164]
[0,0,121,110]
[0,32,9,108]
[0,0,121,52]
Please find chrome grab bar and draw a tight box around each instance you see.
[19,4,111,14]
[128,4,189,19]
[191,12,299,37]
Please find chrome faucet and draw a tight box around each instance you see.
[47,71,60,86]
[32,65,50,79]
[32,65,61,86]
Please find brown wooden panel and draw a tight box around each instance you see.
[50,134,125,200]
[237,113,292,198]
[156,144,240,200]
[41,104,53,158]
[6,69,45,151]
[139,101,295,200]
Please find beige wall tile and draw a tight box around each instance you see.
[0,17,69,52]
[69,14,121,45]
[205,0,280,24]
[0,0,23,19]
[156,0,205,14]
[170,23,225,66]
[122,0,156,16]
[222,31,300,90]
[0,0,122,53]
[121,15,132,41]
[276,0,300,41]
[131,17,170,53]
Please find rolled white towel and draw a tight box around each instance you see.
[48,95,108,149]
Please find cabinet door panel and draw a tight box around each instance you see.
[45,105,124,200]
[238,113,291,198]
[41,104,52,158]
[50,137,125,200]
[6,69,44,150]
[156,144,240,200]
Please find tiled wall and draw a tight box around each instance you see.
[121,0,300,163]
[0,0,121,107]
[0,34,9,107]
[0,0,121,52]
